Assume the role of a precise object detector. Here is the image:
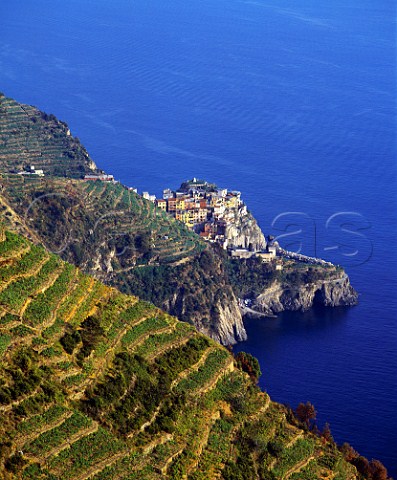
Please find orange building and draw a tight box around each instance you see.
[167,198,177,212]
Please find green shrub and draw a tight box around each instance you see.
[17,405,68,435]
[0,231,27,259]
[48,428,124,477]
[5,452,27,473]
[175,349,229,393]
[25,411,92,455]
[0,255,60,311]
[60,330,81,354]
[0,333,11,356]
[268,439,284,457]
[77,315,104,361]
[222,455,256,480]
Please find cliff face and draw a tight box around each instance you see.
[211,296,247,344]
[224,205,267,251]
[253,272,358,316]
[121,249,247,345]
[164,286,247,345]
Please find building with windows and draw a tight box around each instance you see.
[156,199,167,211]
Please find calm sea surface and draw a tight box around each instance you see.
[1,0,396,474]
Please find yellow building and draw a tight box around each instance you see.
[156,199,167,211]
[175,211,194,229]
[225,195,239,209]
[176,198,185,211]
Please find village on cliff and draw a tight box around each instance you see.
[84,175,279,263]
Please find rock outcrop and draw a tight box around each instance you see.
[210,296,247,344]
[252,272,358,316]
[123,249,248,346]
[164,287,247,345]
[224,205,267,251]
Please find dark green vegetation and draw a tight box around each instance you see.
[0,93,97,178]
[226,256,278,298]
[0,228,368,479]
[234,351,262,383]
[179,179,217,192]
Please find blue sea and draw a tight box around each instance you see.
[1,0,396,474]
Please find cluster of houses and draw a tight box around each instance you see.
[145,178,280,264]
[150,178,244,237]
[83,173,115,182]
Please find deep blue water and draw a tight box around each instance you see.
[1,0,396,474]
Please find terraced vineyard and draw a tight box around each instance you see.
[0,227,361,479]
[0,93,97,178]
[0,174,205,269]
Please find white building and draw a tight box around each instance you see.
[18,165,45,177]
[268,245,277,256]
[163,188,174,199]
[142,192,156,202]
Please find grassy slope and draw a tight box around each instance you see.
[0,174,205,267]
[0,228,358,480]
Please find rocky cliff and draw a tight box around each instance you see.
[163,288,247,345]
[224,205,267,251]
[120,249,248,345]
[253,271,358,316]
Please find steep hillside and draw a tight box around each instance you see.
[0,227,364,479]
[0,174,245,345]
[0,93,97,178]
